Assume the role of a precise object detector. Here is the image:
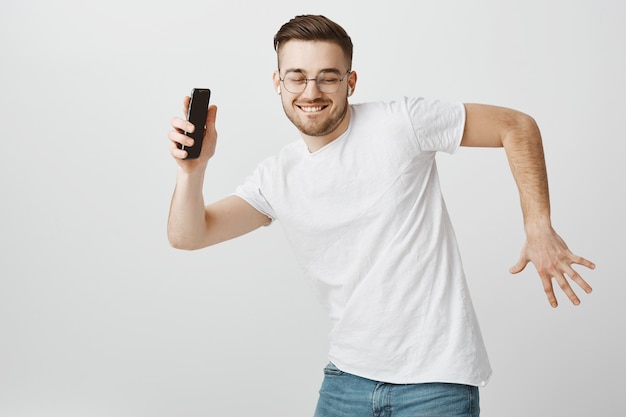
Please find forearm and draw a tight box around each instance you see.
[501,114,552,232]
[167,168,210,250]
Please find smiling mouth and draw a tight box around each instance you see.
[297,105,328,113]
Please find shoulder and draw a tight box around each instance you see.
[351,97,463,117]
[350,97,464,153]
[351,97,416,114]
[351,97,462,128]
[348,97,434,134]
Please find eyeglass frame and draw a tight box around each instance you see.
[278,69,352,94]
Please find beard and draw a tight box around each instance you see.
[282,98,349,137]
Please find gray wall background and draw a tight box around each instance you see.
[1,0,624,416]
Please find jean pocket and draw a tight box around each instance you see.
[323,362,345,376]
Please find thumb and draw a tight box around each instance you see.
[509,256,529,275]
[206,104,218,125]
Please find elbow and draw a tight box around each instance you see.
[168,237,191,251]
[517,112,539,134]
[502,111,541,145]
[168,234,204,251]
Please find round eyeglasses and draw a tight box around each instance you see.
[279,70,351,94]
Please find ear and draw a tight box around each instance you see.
[347,70,357,96]
[272,71,281,95]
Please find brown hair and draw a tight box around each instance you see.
[273,15,353,69]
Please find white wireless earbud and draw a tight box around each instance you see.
[348,87,353,95]
[277,86,281,94]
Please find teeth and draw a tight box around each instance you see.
[301,106,324,112]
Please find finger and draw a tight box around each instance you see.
[565,266,593,294]
[170,116,194,133]
[206,104,218,125]
[169,139,189,160]
[541,275,559,308]
[553,273,581,306]
[571,254,596,271]
[183,95,191,116]
[168,129,194,148]
[509,256,529,274]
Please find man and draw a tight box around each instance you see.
[167,14,595,417]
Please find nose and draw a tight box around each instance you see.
[301,78,322,98]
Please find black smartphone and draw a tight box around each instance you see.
[180,88,211,159]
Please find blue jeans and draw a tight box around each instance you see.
[313,363,480,417]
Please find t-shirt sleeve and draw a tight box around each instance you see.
[232,163,277,221]
[405,97,465,154]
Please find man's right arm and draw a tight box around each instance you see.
[167,97,271,250]
[168,188,271,250]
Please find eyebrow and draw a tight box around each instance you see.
[282,67,343,75]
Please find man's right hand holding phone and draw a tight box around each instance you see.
[167,95,219,249]
[167,94,268,250]
[168,95,218,173]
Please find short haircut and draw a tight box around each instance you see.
[273,15,353,69]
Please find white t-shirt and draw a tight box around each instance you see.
[234,97,492,386]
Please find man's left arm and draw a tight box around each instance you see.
[461,103,596,307]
